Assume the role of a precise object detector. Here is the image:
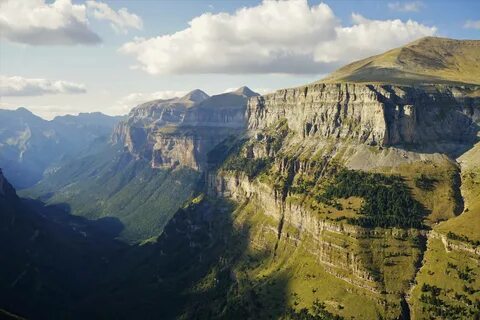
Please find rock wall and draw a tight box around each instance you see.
[112,92,250,170]
[247,83,480,153]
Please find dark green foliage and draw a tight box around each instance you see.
[22,144,200,243]
[285,300,343,320]
[207,136,245,169]
[447,231,480,246]
[419,283,478,319]
[414,174,438,191]
[223,156,271,179]
[318,169,427,228]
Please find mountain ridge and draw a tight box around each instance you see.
[321,36,480,85]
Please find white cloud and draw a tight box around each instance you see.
[120,0,436,75]
[0,75,86,96]
[120,0,338,74]
[86,0,142,34]
[0,0,142,45]
[314,14,436,64]
[388,1,424,12]
[0,0,100,45]
[116,90,188,112]
[464,20,480,30]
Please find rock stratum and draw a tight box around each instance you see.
[113,87,258,170]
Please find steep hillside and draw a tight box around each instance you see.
[22,143,199,243]
[23,87,257,243]
[0,108,123,188]
[199,80,479,319]
[323,37,480,85]
[0,169,125,319]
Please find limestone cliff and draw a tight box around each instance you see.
[113,87,257,170]
[248,83,479,155]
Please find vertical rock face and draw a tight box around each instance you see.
[248,83,479,153]
[113,88,258,170]
[206,81,480,319]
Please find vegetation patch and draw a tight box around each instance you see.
[316,169,428,228]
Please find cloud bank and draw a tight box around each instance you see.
[0,0,141,45]
[0,75,86,96]
[120,0,436,75]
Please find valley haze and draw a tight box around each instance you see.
[0,1,479,320]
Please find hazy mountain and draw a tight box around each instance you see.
[23,87,257,242]
[0,108,123,188]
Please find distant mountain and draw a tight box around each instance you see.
[322,37,480,85]
[113,86,257,170]
[0,108,123,188]
[23,87,257,242]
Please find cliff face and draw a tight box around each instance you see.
[248,83,479,154]
[205,81,480,319]
[113,88,257,170]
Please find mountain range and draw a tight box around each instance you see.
[0,36,479,320]
[0,108,123,188]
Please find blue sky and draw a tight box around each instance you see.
[0,0,478,119]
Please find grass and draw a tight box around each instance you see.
[378,159,461,225]
[437,142,480,242]
[410,237,480,319]
[21,145,200,243]
[322,37,480,85]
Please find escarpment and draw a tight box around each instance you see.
[247,83,479,155]
[203,80,480,319]
[112,87,257,170]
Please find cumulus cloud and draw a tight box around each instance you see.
[120,0,436,75]
[0,0,142,45]
[86,0,142,33]
[464,20,480,30]
[0,0,100,45]
[388,1,424,12]
[120,0,338,74]
[314,14,436,64]
[0,75,86,96]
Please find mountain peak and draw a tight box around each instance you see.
[233,86,259,97]
[16,107,34,114]
[181,89,209,103]
[321,37,480,85]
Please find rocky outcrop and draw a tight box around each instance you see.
[248,83,479,154]
[113,88,258,170]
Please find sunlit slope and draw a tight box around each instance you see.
[322,37,480,85]
[437,141,480,243]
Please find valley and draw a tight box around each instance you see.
[0,37,479,319]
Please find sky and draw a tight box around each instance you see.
[0,0,479,120]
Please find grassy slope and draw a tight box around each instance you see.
[437,142,480,242]
[22,144,200,243]
[322,37,480,85]
[410,237,480,319]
